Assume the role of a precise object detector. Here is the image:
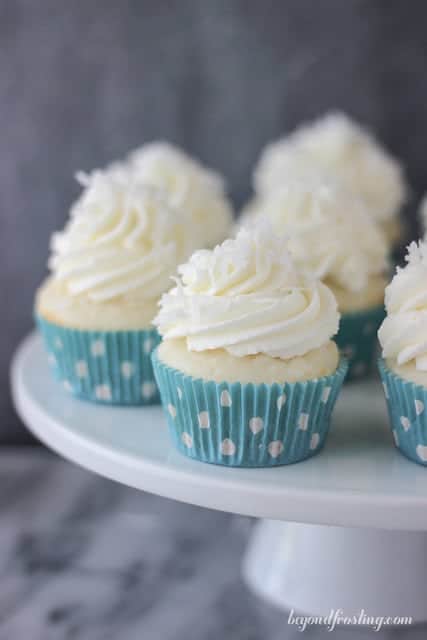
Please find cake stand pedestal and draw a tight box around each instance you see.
[11,334,427,622]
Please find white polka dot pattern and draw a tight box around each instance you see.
[220,390,232,407]
[91,340,105,357]
[310,433,320,450]
[298,413,309,431]
[143,338,153,354]
[321,387,331,403]
[141,382,157,399]
[249,417,264,434]
[221,439,236,456]
[415,400,424,416]
[40,323,160,406]
[151,349,348,466]
[198,411,210,429]
[95,385,112,401]
[379,360,427,467]
[416,444,427,462]
[181,432,193,448]
[268,441,284,458]
[121,361,134,378]
[400,416,410,431]
[276,394,286,410]
[75,360,88,378]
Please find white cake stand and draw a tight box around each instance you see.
[11,333,427,622]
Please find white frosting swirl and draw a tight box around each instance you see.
[128,142,233,246]
[79,143,233,248]
[49,173,191,302]
[254,112,406,223]
[379,241,427,370]
[154,225,339,359]
[239,180,388,294]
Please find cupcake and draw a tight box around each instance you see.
[238,180,389,380]
[378,241,427,465]
[35,172,193,405]
[252,112,407,246]
[151,225,348,467]
[78,142,233,249]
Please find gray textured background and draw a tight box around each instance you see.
[3,0,427,443]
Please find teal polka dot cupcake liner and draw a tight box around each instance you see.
[152,349,348,467]
[36,314,161,405]
[335,305,385,382]
[378,358,427,466]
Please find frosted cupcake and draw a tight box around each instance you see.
[151,225,348,467]
[253,112,407,246]
[378,241,427,465]
[239,181,389,380]
[35,172,192,405]
[79,142,233,249]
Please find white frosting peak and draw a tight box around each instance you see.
[128,142,233,246]
[75,162,129,189]
[154,225,340,359]
[239,180,388,293]
[49,173,191,303]
[129,142,224,194]
[379,240,427,370]
[78,143,233,248]
[254,112,406,223]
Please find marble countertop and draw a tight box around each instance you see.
[0,448,425,639]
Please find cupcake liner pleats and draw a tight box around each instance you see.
[36,315,161,406]
[335,305,385,381]
[378,358,427,466]
[152,349,348,467]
